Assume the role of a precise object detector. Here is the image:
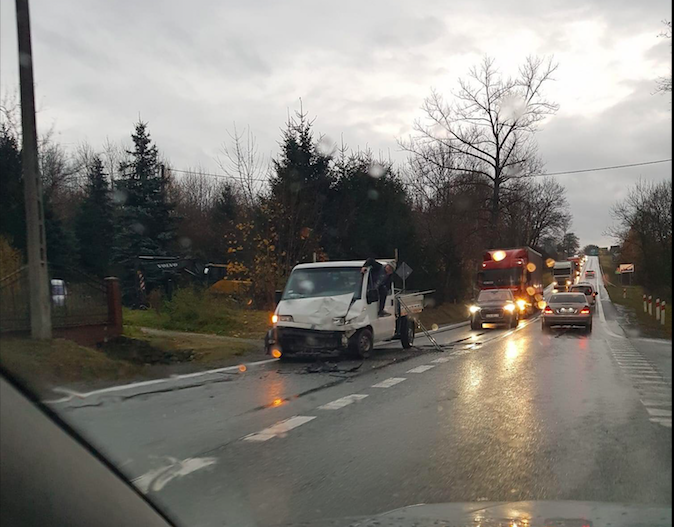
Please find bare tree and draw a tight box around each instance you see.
[402,56,559,243]
[216,124,268,208]
[608,179,672,294]
[656,20,672,94]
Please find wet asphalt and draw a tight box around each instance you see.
[54,257,671,527]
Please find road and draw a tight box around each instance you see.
[52,256,671,527]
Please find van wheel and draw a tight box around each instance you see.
[350,328,373,359]
[400,317,415,349]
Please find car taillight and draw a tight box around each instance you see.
[544,306,553,314]
[580,307,591,314]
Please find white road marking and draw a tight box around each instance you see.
[650,418,672,428]
[431,357,451,364]
[372,377,406,388]
[641,399,672,407]
[318,394,368,410]
[45,357,279,404]
[242,416,316,442]
[133,457,217,493]
[406,365,436,373]
[646,408,672,417]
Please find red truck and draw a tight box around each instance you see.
[477,247,544,317]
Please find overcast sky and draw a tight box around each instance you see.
[1,0,671,247]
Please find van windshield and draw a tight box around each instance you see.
[282,267,363,300]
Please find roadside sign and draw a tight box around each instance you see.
[396,261,413,281]
[619,263,634,273]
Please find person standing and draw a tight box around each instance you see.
[361,258,396,316]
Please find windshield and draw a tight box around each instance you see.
[480,268,521,287]
[0,1,671,526]
[549,293,587,303]
[282,267,362,300]
[571,286,593,295]
[477,289,514,302]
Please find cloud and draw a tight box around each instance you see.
[1,0,670,252]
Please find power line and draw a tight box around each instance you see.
[168,167,269,182]
[537,158,672,177]
[166,158,672,182]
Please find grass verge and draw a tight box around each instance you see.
[599,253,671,339]
[1,328,263,398]
[124,287,271,339]
[419,302,469,329]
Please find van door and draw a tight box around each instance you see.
[365,271,396,343]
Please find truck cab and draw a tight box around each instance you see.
[552,261,573,292]
[266,261,422,359]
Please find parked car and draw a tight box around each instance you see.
[469,288,519,330]
[569,282,597,307]
[542,292,593,333]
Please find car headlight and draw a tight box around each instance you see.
[504,304,516,313]
[469,305,480,314]
[553,281,557,286]
[566,280,571,285]
[516,299,526,311]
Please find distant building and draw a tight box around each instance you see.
[609,245,621,254]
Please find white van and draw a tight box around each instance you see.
[266,261,425,359]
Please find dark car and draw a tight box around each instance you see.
[542,292,593,333]
[469,289,519,330]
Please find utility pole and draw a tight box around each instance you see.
[16,0,51,339]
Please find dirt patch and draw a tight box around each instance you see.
[98,336,195,365]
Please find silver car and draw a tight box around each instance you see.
[542,292,593,333]
[569,282,597,307]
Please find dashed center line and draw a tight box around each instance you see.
[646,408,672,417]
[372,377,407,388]
[431,357,451,364]
[242,416,316,442]
[407,365,435,374]
[318,394,368,410]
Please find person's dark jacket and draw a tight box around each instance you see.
[363,258,392,291]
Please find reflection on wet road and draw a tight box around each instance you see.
[55,257,670,527]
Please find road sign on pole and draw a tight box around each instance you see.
[395,262,413,292]
[619,263,634,273]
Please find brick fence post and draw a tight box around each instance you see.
[105,277,123,337]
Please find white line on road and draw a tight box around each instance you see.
[372,377,406,388]
[406,365,436,373]
[45,357,279,404]
[650,418,672,428]
[242,416,316,442]
[641,400,672,407]
[646,408,673,417]
[318,394,368,410]
[431,357,451,364]
[133,457,217,493]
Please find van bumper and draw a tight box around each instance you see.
[266,327,349,355]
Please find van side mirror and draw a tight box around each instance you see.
[275,290,283,305]
[366,289,379,304]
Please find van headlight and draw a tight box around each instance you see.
[469,305,480,314]
[333,317,346,325]
[277,315,293,322]
[504,304,516,313]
